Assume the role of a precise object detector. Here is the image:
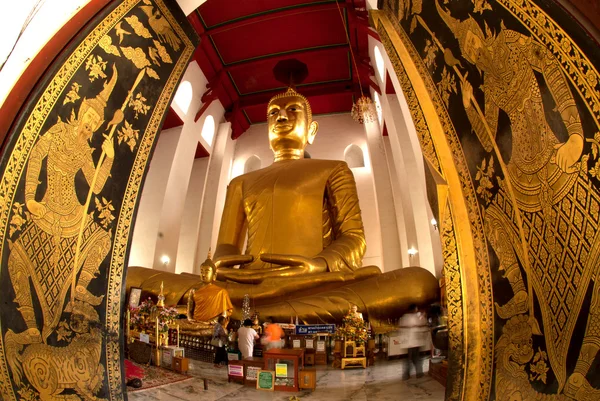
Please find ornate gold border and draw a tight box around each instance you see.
[0,0,195,399]
[373,11,494,401]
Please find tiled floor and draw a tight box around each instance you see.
[128,357,445,401]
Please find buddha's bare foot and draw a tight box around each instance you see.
[565,372,600,400]
[495,290,528,319]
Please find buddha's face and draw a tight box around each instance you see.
[200,264,215,283]
[351,305,358,313]
[267,95,318,154]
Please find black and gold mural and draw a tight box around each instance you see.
[375,0,600,400]
[0,0,197,399]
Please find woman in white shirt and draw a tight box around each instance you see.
[237,319,259,359]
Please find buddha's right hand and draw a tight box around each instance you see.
[26,200,47,218]
[214,254,254,269]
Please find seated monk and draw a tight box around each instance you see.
[127,86,438,332]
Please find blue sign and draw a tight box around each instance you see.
[295,324,336,335]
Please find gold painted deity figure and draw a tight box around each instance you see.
[4,65,118,396]
[437,2,600,397]
[128,86,438,330]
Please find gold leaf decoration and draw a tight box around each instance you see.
[146,68,160,80]
[8,202,27,237]
[529,347,549,383]
[85,54,107,82]
[120,46,150,70]
[124,15,152,38]
[129,92,151,119]
[115,21,131,44]
[475,156,495,205]
[153,40,172,64]
[117,120,140,151]
[99,35,121,57]
[95,197,115,228]
[148,47,161,65]
[63,82,82,105]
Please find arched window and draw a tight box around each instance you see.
[173,80,193,114]
[373,91,383,127]
[344,144,365,168]
[244,155,261,173]
[200,115,215,146]
[374,46,385,83]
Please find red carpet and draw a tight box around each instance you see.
[126,360,193,392]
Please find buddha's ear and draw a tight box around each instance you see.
[307,121,319,144]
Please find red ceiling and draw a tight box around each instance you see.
[189,0,372,138]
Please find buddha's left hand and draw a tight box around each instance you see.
[260,254,328,274]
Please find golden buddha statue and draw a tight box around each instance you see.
[127,87,438,332]
[170,253,233,336]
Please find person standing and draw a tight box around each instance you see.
[398,304,428,379]
[212,316,229,368]
[263,317,284,351]
[238,319,259,359]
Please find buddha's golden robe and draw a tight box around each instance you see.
[216,159,365,271]
[192,284,233,322]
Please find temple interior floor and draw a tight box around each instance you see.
[127,356,445,400]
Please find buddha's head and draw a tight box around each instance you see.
[350,304,358,314]
[267,87,319,161]
[200,258,217,284]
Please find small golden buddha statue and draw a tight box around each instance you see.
[348,304,364,320]
[172,252,233,335]
[127,86,438,330]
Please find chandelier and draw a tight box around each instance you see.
[351,96,376,124]
[336,2,377,124]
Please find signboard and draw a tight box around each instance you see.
[246,366,261,381]
[295,324,336,335]
[139,333,149,343]
[257,370,275,391]
[293,339,301,348]
[228,364,244,377]
[275,363,288,377]
[316,341,326,352]
[306,339,314,349]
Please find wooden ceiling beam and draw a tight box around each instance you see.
[238,81,355,108]
[197,2,348,37]
[223,44,349,71]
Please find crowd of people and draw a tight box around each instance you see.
[211,315,284,367]
[211,304,445,378]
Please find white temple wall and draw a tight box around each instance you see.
[369,36,443,276]
[128,126,182,268]
[176,157,209,274]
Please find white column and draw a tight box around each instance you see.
[148,62,223,272]
[363,117,402,272]
[380,93,434,270]
[175,157,209,274]
[194,122,236,273]
[383,136,410,267]
[128,127,182,268]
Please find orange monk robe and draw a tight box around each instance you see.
[192,284,233,321]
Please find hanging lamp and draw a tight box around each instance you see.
[335,1,376,124]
